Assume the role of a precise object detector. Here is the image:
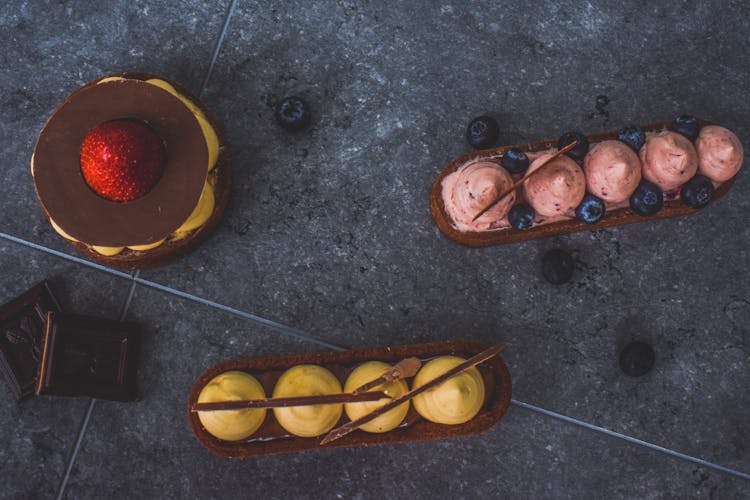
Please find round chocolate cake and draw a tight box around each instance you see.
[31,72,231,269]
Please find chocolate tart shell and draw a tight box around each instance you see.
[33,72,231,270]
[188,340,512,458]
[430,120,738,247]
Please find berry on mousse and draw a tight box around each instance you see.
[557,131,590,161]
[671,114,701,142]
[501,148,530,175]
[508,204,535,230]
[629,180,664,217]
[575,194,606,224]
[617,125,646,152]
[681,175,715,209]
[80,119,165,202]
[466,116,500,149]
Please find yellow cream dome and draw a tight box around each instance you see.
[272,365,343,437]
[197,371,266,441]
[412,356,485,425]
[343,361,409,433]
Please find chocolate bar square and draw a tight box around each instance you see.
[36,313,140,402]
[0,281,62,402]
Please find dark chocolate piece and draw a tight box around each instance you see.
[192,391,389,412]
[0,281,62,402]
[33,78,208,246]
[36,313,140,402]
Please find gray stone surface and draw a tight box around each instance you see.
[143,0,749,471]
[0,239,133,498]
[0,0,748,498]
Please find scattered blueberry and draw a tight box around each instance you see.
[671,115,700,142]
[276,96,311,130]
[508,204,535,230]
[466,116,500,149]
[557,131,589,161]
[617,125,646,151]
[542,249,574,285]
[501,148,530,175]
[619,341,655,377]
[629,180,664,217]
[575,194,606,224]
[681,175,714,209]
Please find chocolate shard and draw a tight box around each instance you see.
[0,281,62,402]
[36,313,140,402]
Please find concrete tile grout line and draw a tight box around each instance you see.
[2,231,749,482]
[0,232,131,280]
[55,271,140,500]
[133,275,344,350]
[511,400,750,481]
[199,0,237,97]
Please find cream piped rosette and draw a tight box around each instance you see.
[343,361,409,433]
[412,356,485,425]
[197,371,267,441]
[272,365,343,437]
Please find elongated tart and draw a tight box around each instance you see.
[431,119,741,247]
[188,340,511,458]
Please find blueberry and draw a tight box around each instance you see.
[276,96,310,130]
[542,249,574,285]
[629,180,664,217]
[681,175,714,209]
[508,204,535,230]
[619,341,655,377]
[466,116,499,149]
[557,131,589,161]
[575,194,606,224]
[672,115,700,142]
[617,125,646,151]
[501,148,530,175]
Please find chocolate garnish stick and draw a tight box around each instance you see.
[351,357,422,395]
[471,140,578,222]
[191,390,389,412]
[321,343,508,445]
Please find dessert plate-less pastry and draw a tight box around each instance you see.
[431,118,742,247]
[187,340,511,458]
[32,72,231,269]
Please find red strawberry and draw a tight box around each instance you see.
[80,119,165,202]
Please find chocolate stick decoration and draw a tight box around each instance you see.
[471,140,579,222]
[191,391,389,412]
[351,357,422,395]
[321,343,508,445]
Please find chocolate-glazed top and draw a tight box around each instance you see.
[33,79,208,246]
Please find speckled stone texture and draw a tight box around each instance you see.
[0,0,749,498]
[60,287,750,499]
[145,0,750,473]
